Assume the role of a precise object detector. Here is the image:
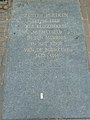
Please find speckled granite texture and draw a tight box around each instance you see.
[2,0,90,119]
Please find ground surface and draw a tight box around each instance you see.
[0,0,90,119]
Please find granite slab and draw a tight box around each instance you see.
[2,0,90,119]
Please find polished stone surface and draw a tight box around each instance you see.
[2,0,90,119]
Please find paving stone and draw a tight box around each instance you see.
[87,9,90,24]
[0,55,2,66]
[86,0,90,23]
[85,36,90,52]
[0,21,7,27]
[79,0,87,6]
[80,6,88,20]
[0,27,6,33]
[0,63,5,75]
[0,41,5,48]
[0,47,5,55]
[83,20,90,35]
[0,33,5,38]
[0,12,8,21]
[0,36,5,41]
[86,0,90,7]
